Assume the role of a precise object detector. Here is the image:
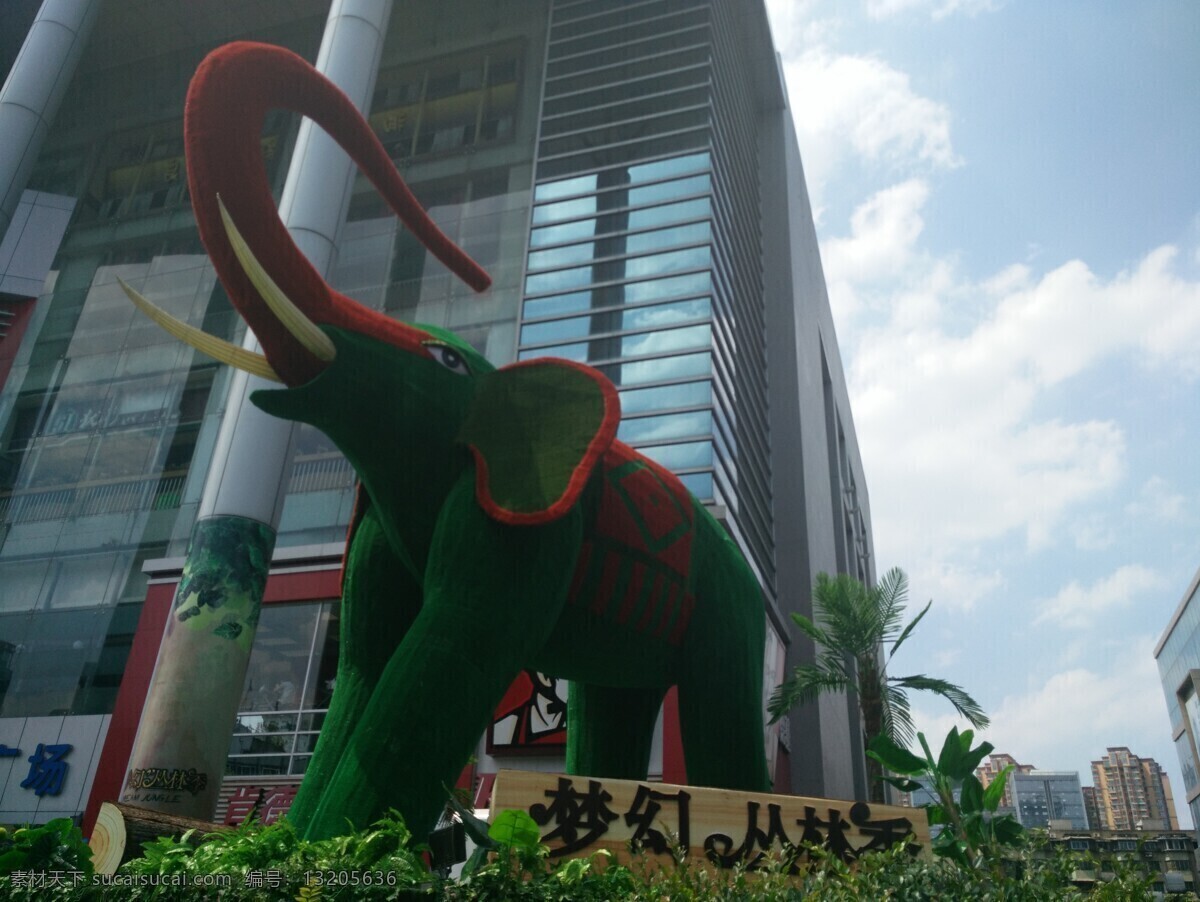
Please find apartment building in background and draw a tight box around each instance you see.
[1089,747,1180,832]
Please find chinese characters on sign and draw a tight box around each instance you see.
[0,743,74,797]
[21,744,73,797]
[492,770,929,872]
[223,784,297,826]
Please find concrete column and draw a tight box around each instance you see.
[0,0,101,245]
[122,0,394,820]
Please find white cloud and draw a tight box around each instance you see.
[762,0,830,54]
[1125,476,1186,522]
[984,637,1174,779]
[775,48,960,215]
[834,177,1200,579]
[1034,565,1166,630]
[909,639,1190,827]
[866,0,1001,21]
[908,558,1003,613]
[1070,515,1116,551]
[932,648,961,668]
[823,179,930,284]
[910,636,1172,775]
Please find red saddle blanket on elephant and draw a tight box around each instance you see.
[566,443,697,646]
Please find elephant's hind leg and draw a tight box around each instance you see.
[676,514,771,793]
[567,682,666,781]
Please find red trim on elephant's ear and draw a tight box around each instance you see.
[467,359,619,526]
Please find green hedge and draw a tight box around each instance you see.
[0,811,1185,901]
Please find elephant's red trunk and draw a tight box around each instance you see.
[185,41,491,385]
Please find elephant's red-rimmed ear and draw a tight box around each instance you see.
[458,359,619,525]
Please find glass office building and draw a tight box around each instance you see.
[1011,771,1090,830]
[1158,571,1200,834]
[0,0,874,826]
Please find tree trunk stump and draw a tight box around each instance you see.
[90,801,228,875]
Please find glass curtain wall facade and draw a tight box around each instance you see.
[1012,771,1090,830]
[0,10,327,724]
[1157,566,1200,832]
[519,0,777,595]
[0,0,546,751]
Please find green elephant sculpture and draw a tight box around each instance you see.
[123,42,770,841]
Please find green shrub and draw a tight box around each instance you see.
[0,757,1189,901]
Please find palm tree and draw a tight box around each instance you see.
[768,567,989,803]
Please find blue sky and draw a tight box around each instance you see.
[765,0,1200,823]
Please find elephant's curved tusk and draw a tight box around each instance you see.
[218,195,337,365]
[117,277,282,382]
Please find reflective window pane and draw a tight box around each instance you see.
[626,220,710,255]
[638,441,713,470]
[628,173,709,207]
[523,290,593,319]
[525,264,594,296]
[521,298,710,346]
[526,221,709,273]
[239,604,321,713]
[625,270,711,302]
[628,196,710,231]
[599,352,712,386]
[618,410,712,443]
[619,380,711,414]
[530,197,709,248]
[229,733,295,756]
[530,218,597,248]
[534,174,597,202]
[523,272,710,320]
[226,756,289,777]
[619,323,711,357]
[628,152,710,183]
[0,609,107,717]
[521,323,711,363]
[302,606,338,709]
[526,241,596,271]
[0,560,52,612]
[49,554,127,609]
[532,173,709,226]
[625,246,710,279]
[679,471,713,499]
[524,246,710,295]
[532,195,597,225]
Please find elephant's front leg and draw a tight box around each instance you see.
[288,501,422,832]
[301,473,582,841]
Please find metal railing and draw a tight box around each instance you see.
[0,474,185,523]
[0,454,356,525]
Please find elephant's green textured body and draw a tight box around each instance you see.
[169,42,771,844]
[259,328,770,840]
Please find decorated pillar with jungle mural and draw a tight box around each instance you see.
[120,0,396,820]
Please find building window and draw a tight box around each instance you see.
[368,42,523,163]
[227,601,338,778]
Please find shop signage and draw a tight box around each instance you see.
[490,770,929,873]
[0,742,73,797]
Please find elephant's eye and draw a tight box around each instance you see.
[424,342,471,376]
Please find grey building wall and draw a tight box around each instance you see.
[760,74,873,799]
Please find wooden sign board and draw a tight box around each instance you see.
[491,770,930,873]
